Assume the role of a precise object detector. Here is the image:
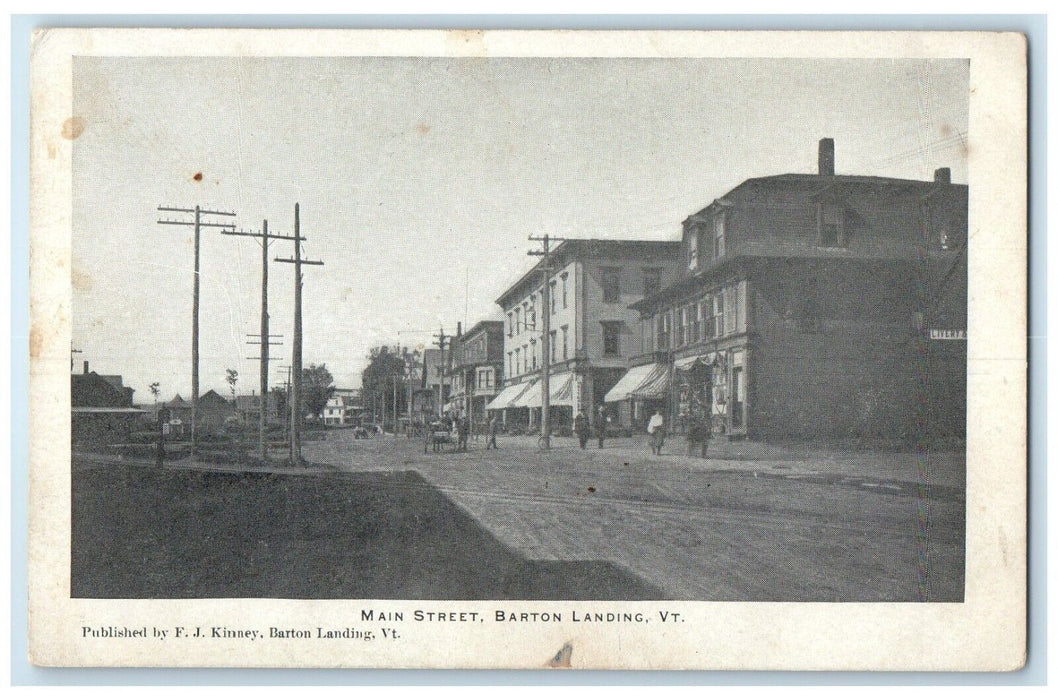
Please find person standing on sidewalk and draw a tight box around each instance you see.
[486,414,499,450]
[574,410,589,449]
[647,409,666,455]
[596,405,608,448]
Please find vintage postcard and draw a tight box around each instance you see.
[28,29,1026,670]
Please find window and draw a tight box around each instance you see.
[713,213,726,259]
[699,297,713,341]
[818,204,845,247]
[523,301,530,330]
[724,287,736,336]
[550,330,557,362]
[550,281,557,314]
[514,308,521,335]
[507,313,513,337]
[657,311,671,350]
[602,322,621,356]
[643,268,662,298]
[561,325,569,360]
[515,348,521,375]
[523,344,529,372]
[601,267,621,303]
[713,293,725,338]
[530,340,537,371]
[507,352,512,377]
[690,302,701,343]
[688,229,699,270]
[561,273,569,309]
[675,306,686,347]
[736,281,747,333]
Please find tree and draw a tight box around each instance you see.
[361,346,409,421]
[149,382,160,405]
[225,369,239,405]
[301,363,335,421]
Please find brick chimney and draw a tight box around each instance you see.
[818,138,835,176]
[934,167,951,184]
[83,360,89,374]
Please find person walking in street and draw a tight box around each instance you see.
[596,405,608,448]
[486,414,499,450]
[647,409,666,455]
[457,414,469,452]
[574,410,589,449]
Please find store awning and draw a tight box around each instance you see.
[631,365,671,400]
[605,364,666,402]
[485,381,533,411]
[549,373,575,406]
[510,380,542,409]
[674,352,717,371]
[520,372,575,408]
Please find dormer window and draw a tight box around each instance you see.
[713,213,726,259]
[688,228,699,270]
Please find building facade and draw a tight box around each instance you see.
[620,138,967,441]
[71,365,144,446]
[449,320,505,430]
[488,239,682,430]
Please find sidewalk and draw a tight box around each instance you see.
[478,434,965,489]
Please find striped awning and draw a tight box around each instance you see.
[674,352,717,371]
[510,380,542,409]
[605,364,667,402]
[631,365,670,400]
[485,381,533,411]
[520,372,575,408]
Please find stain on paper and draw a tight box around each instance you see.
[72,268,93,293]
[61,117,84,140]
[29,325,43,359]
[192,172,203,182]
[546,642,573,668]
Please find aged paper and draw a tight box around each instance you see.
[29,29,1026,670]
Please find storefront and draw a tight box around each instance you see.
[521,372,576,429]
[604,363,670,431]
[673,348,747,438]
[485,380,535,429]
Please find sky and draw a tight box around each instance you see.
[71,56,968,402]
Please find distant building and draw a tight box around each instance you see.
[621,138,967,440]
[323,389,365,426]
[415,347,453,420]
[488,238,682,430]
[235,392,283,425]
[196,389,235,430]
[71,363,143,446]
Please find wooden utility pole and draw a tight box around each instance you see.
[275,203,324,465]
[528,234,565,450]
[158,205,236,457]
[223,219,296,462]
[433,328,448,420]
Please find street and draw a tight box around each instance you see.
[303,430,965,602]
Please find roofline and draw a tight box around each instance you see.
[460,319,505,340]
[682,173,968,224]
[495,238,681,307]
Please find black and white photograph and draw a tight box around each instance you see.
[28,29,1026,670]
